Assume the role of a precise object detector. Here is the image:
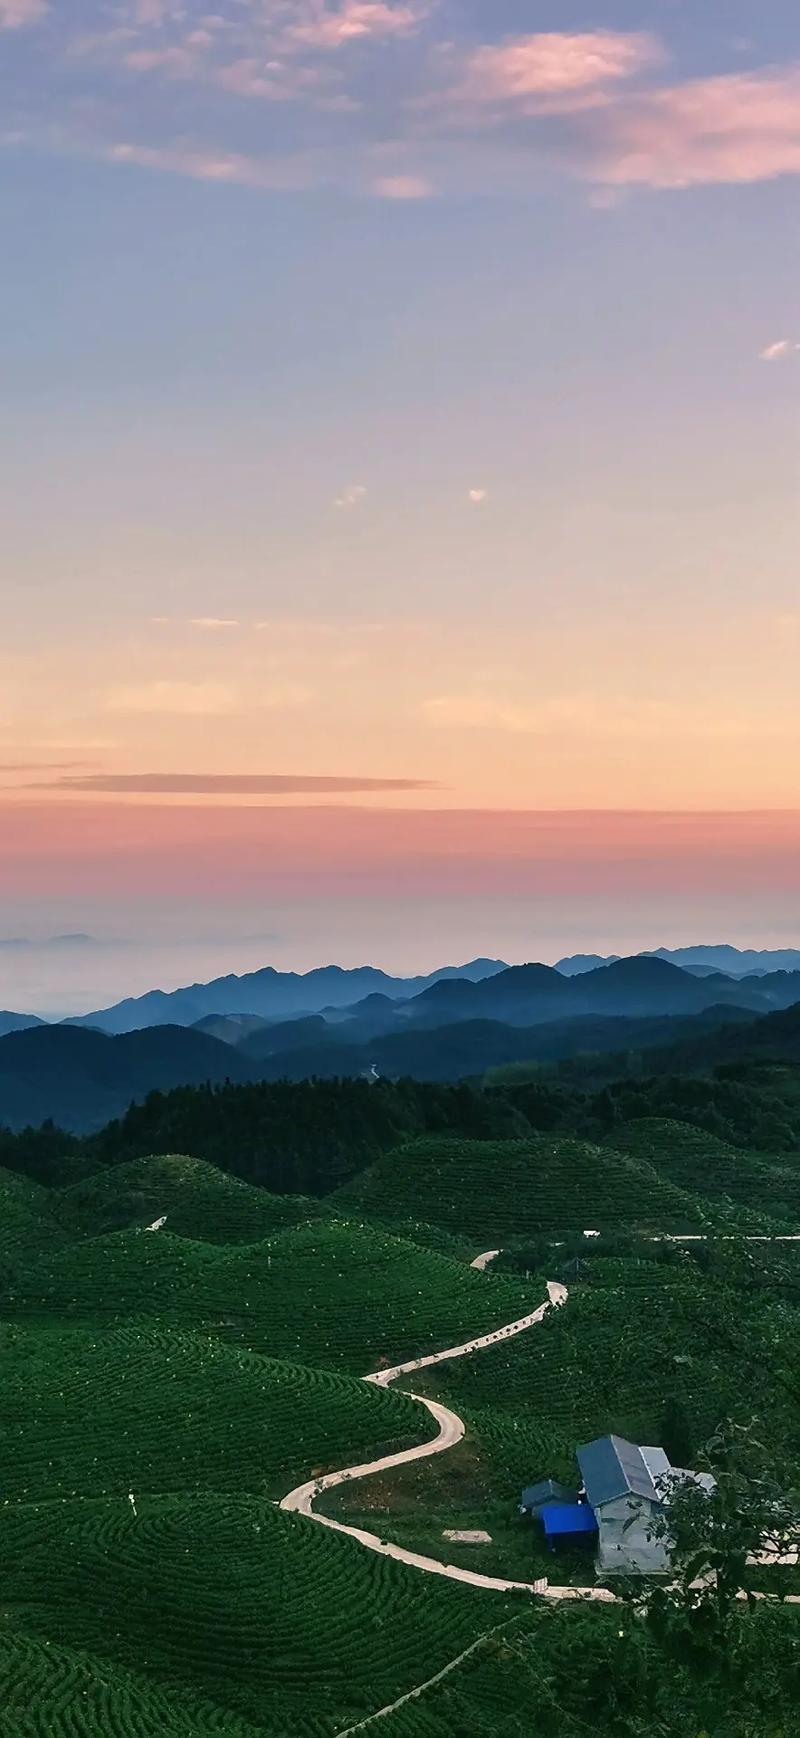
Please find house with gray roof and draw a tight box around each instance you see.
[576,1433,715,1575]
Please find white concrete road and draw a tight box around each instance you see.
[279,1278,612,1601]
[279,1248,800,1623]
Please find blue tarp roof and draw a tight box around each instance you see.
[541,1504,598,1538]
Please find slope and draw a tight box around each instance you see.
[0,1496,516,1735]
[3,1219,540,1372]
[55,1153,327,1243]
[336,1134,705,1242]
[0,1323,423,1501]
[0,1023,259,1133]
[0,1165,72,1263]
[606,1118,800,1222]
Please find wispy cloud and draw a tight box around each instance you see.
[12,7,800,203]
[105,680,239,715]
[34,772,439,794]
[445,31,662,115]
[334,482,368,508]
[189,617,241,630]
[107,142,312,190]
[0,933,100,949]
[585,65,800,189]
[0,0,47,29]
[759,338,799,361]
[373,174,432,199]
[422,692,761,741]
[286,3,426,50]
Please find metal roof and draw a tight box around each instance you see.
[639,1446,672,1484]
[541,1503,598,1538]
[521,1479,578,1511]
[577,1435,659,1507]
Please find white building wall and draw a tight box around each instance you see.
[595,1496,670,1575]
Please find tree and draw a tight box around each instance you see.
[640,1421,800,1734]
[660,1394,694,1468]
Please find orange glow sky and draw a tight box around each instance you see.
[2,2,800,1009]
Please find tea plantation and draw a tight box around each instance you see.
[606,1117,800,1223]
[3,1117,800,1735]
[0,1323,424,1501]
[0,1165,71,1262]
[335,1134,706,1240]
[3,1218,540,1372]
[0,1497,517,1735]
[54,1153,329,1244]
[330,1245,800,1558]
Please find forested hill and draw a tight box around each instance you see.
[3,1059,800,1197]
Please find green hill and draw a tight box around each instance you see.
[0,1496,515,1736]
[0,1322,423,1503]
[3,1218,540,1373]
[0,1165,71,1264]
[336,1134,705,1242]
[0,1631,252,1738]
[606,1117,800,1224]
[55,1153,327,1244]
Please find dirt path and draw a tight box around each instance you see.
[470,1248,500,1271]
[280,1279,619,1603]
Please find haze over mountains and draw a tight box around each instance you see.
[556,946,800,978]
[16,943,800,1033]
[3,948,800,1131]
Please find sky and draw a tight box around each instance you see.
[1,0,800,1011]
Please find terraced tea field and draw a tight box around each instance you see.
[0,1632,253,1738]
[607,1118,800,1224]
[4,1219,540,1373]
[336,1134,705,1241]
[55,1153,328,1244]
[0,1324,424,1501]
[0,1166,71,1263]
[0,1497,517,1735]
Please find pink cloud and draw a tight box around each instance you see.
[373,174,432,198]
[287,2,424,50]
[107,141,311,189]
[452,30,661,112]
[587,64,800,188]
[0,0,46,27]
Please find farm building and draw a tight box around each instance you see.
[520,1479,579,1518]
[576,1434,715,1575]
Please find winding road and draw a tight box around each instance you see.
[280,1274,620,1602]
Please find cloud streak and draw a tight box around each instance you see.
[760,339,799,360]
[34,772,439,794]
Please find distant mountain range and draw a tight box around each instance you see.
[0,1011,46,1037]
[556,945,800,978]
[66,958,508,1035]
[3,951,800,1130]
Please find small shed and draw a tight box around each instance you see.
[520,1479,579,1518]
[541,1504,598,1552]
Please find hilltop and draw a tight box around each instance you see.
[335,1132,707,1241]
